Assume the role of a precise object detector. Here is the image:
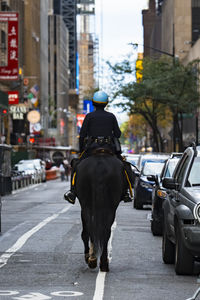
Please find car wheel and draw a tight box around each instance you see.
[175,225,194,275]
[151,218,162,236]
[162,223,175,264]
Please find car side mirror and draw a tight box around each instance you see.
[162,177,178,190]
[134,170,140,177]
[147,175,156,182]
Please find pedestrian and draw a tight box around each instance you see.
[59,163,65,181]
[63,158,70,181]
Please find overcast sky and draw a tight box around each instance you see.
[96,0,148,60]
[94,0,148,123]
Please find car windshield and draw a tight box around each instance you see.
[187,156,200,186]
[126,157,139,166]
[164,158,180,177]
[16,164,35,171]
[142,162,165,176]
[21,160,41,168]
[141,157,167,168]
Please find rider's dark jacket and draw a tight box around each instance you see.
[79,106,121,152]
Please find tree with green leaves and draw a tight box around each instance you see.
[108,56,200,152]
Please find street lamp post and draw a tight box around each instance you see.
[129,43,174,58]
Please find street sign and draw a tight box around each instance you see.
[83,99,94,114]
[8,91,19,105]
[0,12,19,80]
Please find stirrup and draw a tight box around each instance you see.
[64,191,76,204]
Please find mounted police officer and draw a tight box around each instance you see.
[64,91,133,204]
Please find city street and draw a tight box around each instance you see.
[0,179,200,300]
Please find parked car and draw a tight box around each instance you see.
[18,159,46,182]
[133,160,166,209]
[162,144,200,275]
[122,153,140,167]
[13,163,39,182]
[122,153,140,186]
[136,153,169,171]
[150,153,182,236]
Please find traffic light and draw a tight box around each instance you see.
[17,137,23,144]
[2,108,8,114]
[0,107,8,115]
[29,137,35,144]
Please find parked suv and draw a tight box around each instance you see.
[162,144,200,275]
[150,153,182,236]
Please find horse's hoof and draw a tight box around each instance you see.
[100,260,109,272]
[88,257,97,269]
[85,253,89,264]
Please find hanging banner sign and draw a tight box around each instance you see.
[8,91,19,105]
[76,114,85,128]
[10,104,27,120]
[0,12,19,80]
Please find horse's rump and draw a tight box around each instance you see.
[76,154,124,256]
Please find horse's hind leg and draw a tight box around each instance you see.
[100,216,115,272]
[88,241,97,269]
[100,241,109,272]
[81,212,90,263]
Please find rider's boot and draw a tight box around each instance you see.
[64,187,76,204]
[64,168,76,204]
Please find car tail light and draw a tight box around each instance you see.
[157,189,167,199]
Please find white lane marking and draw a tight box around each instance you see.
[0,205,71,269]
[13,293,51,300]
[93,221,117,300]
[51,291,83,297]
[0,291,19,296]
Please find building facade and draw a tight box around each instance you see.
[48,11,69,146]
[143,0,200,150]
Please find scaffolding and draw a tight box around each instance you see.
[62,0,77,90]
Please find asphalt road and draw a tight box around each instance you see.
[0,179,200,300]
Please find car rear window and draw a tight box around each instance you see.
[142,161,165,176]
[164,158,180,177]
[187,157,200,186]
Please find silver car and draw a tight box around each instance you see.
[18,159,46,182]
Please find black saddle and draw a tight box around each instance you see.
[92,147,114,156]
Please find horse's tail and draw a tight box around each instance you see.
[90,175,104,256]
[89,158,119,257]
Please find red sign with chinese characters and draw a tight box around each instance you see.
[8,91,19,105]
[0,12,18,80]
[77,114,85,128]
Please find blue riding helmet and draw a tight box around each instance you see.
[93,91,108,105]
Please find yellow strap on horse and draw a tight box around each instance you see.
[72,172,76,186]
[124,170,133,197]
[79,150,85,159]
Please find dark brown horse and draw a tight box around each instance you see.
[76,153,125,271]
